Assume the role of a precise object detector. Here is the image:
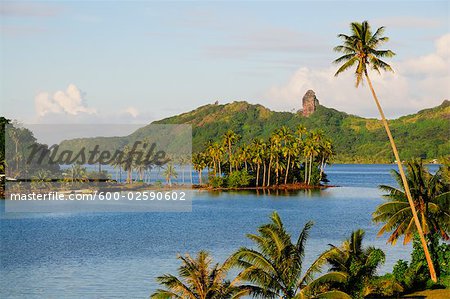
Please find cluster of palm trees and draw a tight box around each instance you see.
[151,212,387,299]
[373,160,450,279]
[151,159,449,298]
[109,145,184,185]
[192,127,333,187]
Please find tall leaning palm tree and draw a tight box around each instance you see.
[333,20,437,281]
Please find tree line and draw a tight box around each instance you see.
[192,126,333,187]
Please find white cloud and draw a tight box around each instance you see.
[401,34,450,75]
[124,106,140,118]
[35,84,96,117]
[264,34,449,118]
[33,85,154,124]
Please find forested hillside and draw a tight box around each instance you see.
[58,100,449,163]
[153,100,449,163]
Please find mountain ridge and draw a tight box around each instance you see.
[60,99,450,163]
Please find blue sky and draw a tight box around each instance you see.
[1,0,449,124]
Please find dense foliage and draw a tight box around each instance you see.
[193,127,332,188]
[54,100,449,164]
[393,235,450,291]
[156,100,450,163]
[153,212,395,299]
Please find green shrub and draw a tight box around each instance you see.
[393,259,409,284]
[392,234,450,292]
[227,170,253,188]
[208,175,226,188]
[367,274,403,297]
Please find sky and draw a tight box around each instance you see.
[1,0,449,125]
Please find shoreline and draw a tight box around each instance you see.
[192,183,336,191]
[1,182,336,198]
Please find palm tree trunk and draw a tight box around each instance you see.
[229,142,232,174]
[284,154,291,185]
[262,163,266,187]
[304,157,308,184]
[320,156,325,180]
[256,163,260,187]
[308,155,313,185]
[275,157,279,185]
[267,158,272,187]
[364,71,437,282]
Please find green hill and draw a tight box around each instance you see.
[152,100,449,163]
[59,100,449,163]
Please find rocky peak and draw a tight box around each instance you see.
[302,90,319,117]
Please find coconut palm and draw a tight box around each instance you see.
[69,164,88,183]
[206,141,224,177]
[230,212,351,299]
[270,131,283,185]
[373,160,450,278]
[120,146,134,184]
[333,20,436,281]
[223,130,241,174]
[325,229,386,299]
[192,152,207,185]
[278,126,294,185]
[31,169,52,191]
[303,134,319,185]
[373,160,450,244]
[319,139,333,181]
[151,251,247,299]
[163,164,178,187]
[251,139,265,187]
[238,144,251,172]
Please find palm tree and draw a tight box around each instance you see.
[269,131,283,185]
[207,141,224,177]
[192,152,207,185]
[151,251,247,299]
[251,139,265,187]
[278,126,293,185]
[238,144,251,172]
[333,20,437,281]
[230,212,351,299]
[223,130,241,174]
[120,146,134,184]
[319,139,333,181]
[325,229,386,299]
[164,164,178,187]
[373,160,450,278]
[31,169,51,191]
[303,135,318,185]
[69,164,88,184]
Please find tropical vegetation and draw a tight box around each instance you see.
[193,127,333,188]
[153,212,421,299]
[333,20,437,281]
[373,160,450,283]
[151,251,247,299]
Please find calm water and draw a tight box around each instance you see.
[0,164,440,298]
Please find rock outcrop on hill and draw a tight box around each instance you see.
[302,90,319,117]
